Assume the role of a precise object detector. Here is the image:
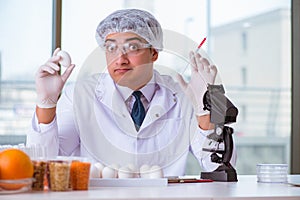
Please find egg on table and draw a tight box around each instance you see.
[90,162,105,178]
[139,164,151,178]
[127,163,139,178]
[102,165,118,178]
[118,166,134,178]
[149,165,164,178]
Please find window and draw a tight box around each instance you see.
[210,0,291,174]
[0,0,52,144]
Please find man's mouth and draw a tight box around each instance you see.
[114,68,132,73]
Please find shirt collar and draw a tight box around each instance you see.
[116,74,157,102]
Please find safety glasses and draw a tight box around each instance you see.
[102,40,152,56]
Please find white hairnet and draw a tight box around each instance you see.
[95,9,163,51]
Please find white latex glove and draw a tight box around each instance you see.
[36,48,75,108]
[177,51,217,116]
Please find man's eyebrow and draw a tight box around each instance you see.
[105,38,116,43]
[105,37,143,43]
[125,37,143,42]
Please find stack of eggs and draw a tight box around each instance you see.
[90,163,163,179]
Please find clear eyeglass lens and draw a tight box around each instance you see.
[106,43,117,53]
[104,41,150,55]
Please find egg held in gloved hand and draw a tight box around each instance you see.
[57,50,72,67]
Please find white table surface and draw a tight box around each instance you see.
[2,175,300,200]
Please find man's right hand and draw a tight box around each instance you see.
[36,48,75,109]
[177,51,217,116]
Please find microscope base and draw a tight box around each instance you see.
[200,170,238,182]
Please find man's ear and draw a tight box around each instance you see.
[151,49,159,61]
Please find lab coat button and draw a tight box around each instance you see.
[155,114,159,118]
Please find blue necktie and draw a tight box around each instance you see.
[131,91,145,130]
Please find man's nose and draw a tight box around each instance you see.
[115,50,129,65]
[117,46,128,55]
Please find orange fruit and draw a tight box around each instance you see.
[0,148,34,190]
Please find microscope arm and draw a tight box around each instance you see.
[223,126,234,163]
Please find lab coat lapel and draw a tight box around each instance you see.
[140,72,178,130]
[95,74,137,134]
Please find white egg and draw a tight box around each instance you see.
[139,164,151,178]
[108,164,120,178]
[57,50,71,67]
[118,166,134,178]
[149,165,163,179]
[127,163,139,178]
[90,165,100,178]
[127,163,136,171]
[95,162,105,169]
[102,166,117,178]
[95,162,105,178]
[140,164,150,172]
[90,164,100,178]
[90,162,105,178]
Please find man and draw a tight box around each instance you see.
[27,8,235,176]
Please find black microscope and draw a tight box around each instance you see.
[200,84,239,182]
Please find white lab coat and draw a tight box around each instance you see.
[27,70,235,176]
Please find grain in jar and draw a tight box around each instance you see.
[48,160,71,191]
